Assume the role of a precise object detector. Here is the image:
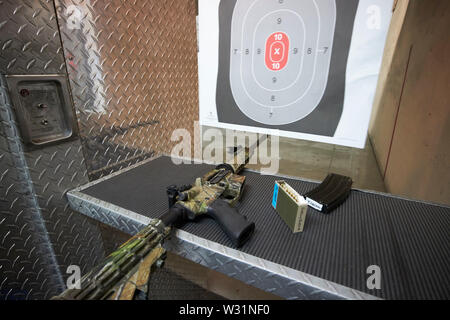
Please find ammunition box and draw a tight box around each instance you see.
[271,180,308,233]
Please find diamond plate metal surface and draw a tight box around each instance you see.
[0,0,108,299]
[67,184,379,300]
[0,74,107,298]
[164,236,344,300]
[1,0,201,299]
[55,0,199,179]
[0,0,66,74]
[0,76,63,299]
[69,190,148,236]
[23,141,106,280]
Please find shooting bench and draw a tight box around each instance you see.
[67,156,450,300]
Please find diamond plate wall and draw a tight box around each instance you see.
[55,0,199,179]
[1,0,200,299]
[22,140,106,279]
[0,0,107,299]
[0,0,65,74]
[0,77,63,299]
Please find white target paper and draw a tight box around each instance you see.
[199,0,393,148]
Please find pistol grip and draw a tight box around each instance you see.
[207,199,255,247]
[160,204,188,227]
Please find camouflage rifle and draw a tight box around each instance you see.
[53,138,262,300]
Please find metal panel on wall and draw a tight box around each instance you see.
[0,0,65,74]
[55,0,199,179]
[1,0,201,299]
[22,140,106,280]
[0,0,106,299]
[0,77,62,299]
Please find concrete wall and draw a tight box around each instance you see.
[369,0,450,205]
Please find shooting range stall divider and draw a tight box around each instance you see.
[66,156,450,300]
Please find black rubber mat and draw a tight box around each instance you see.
[83,156,450,299]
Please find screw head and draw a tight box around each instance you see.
[20,89,30,97]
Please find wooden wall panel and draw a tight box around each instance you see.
[369,0,450,205]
